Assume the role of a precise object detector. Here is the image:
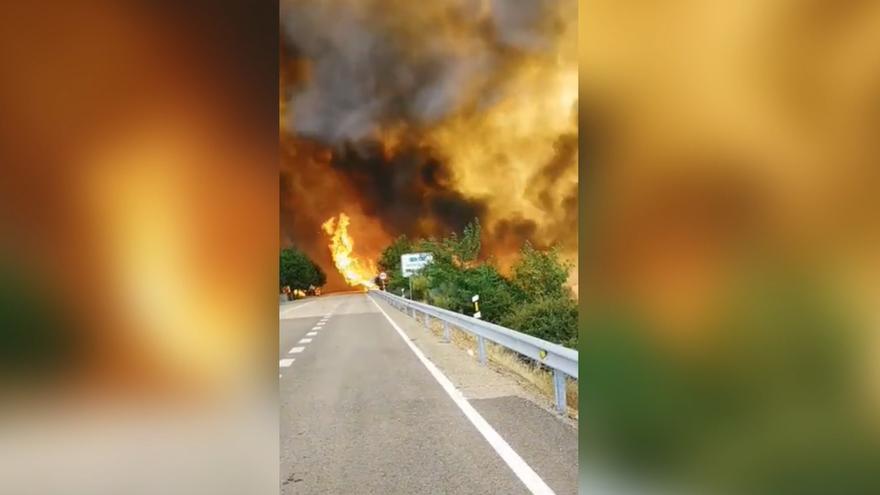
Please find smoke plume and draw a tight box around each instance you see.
[280,0,578,290]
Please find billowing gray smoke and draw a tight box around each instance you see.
[280,0,567,143]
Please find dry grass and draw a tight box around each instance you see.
[416,313,579,420]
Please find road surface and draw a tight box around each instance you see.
[279,292,578,494]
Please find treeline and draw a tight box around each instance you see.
[279,247,326,296]
[376,220,577,348]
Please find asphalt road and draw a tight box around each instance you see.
[279,292,577,494]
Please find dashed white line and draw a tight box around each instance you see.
[369,296,556,495]
[306,332,317,336]
[311,326,321,331]
[298,338,312,344]
[289,346,305,354]
[279,358,295,367]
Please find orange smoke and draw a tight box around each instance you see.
[321,213,378,289]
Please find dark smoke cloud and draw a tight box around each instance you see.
[279,0,577,281]
[492,216,540,252]
[281,1,490,143]
[330,142,487,237]
[533,132,578,211]
[280,0,569,144]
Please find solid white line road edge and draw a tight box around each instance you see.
[368,296,556,495]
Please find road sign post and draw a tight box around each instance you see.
[401,252,433,301]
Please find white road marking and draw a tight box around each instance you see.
[306,332,317,336]
[289,347,305,354]
[369,296,556,495]
[279,358,295,367]
[311,326,321,331]
[279,301,315,318]
[316,322,325,326]
[298,338,312,344]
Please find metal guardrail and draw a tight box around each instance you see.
[370,289,578,414]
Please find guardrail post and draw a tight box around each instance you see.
[553,369,567,414]
[442,321,450,342]
[477,336,487,366]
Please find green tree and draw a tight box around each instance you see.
[377,235,413,293]
[509,242,572,300]
[458,219,481,263]
[279,248,324,291]
[374,220,578,348]
[417,236,462,305]
[417,223,514,321]
[500,296,578,348]
[410,274,430,301]
[311,260,326,287]
[456,263,516,322]
[441,219,481,264]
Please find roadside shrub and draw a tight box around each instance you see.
[501,296,578,348]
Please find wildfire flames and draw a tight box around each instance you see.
[280,0,578,291]
[321,213,378,289]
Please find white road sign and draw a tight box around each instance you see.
[401,252,433,277]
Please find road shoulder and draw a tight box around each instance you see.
[369,294,579,495]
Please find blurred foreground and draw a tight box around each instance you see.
[0,2,278,494]
[582,2,880,494]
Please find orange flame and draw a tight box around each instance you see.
[321,213,377,289]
